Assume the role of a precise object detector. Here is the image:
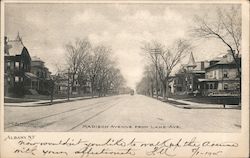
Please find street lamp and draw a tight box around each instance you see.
[151,48,161,99]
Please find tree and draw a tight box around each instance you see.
[87,45,113,97]
[64,38,127,98]
[65,39,91,94]
[142,40,191,100]
[192,6,241,76]
[192,6,241,105]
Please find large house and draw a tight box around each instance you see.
[172,52,209,95]
[30,56,52,95]
[171,51,241,98]
[4,34,52,97]
[4,34,32,96]
[53,72,91,95]
[199,52,241,96]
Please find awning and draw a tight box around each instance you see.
[25,72,38,79]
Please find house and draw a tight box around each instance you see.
[53,72,91,95]
[199,51,241,97]
[172,52,209,95]
[30,56,52,95]
[4,34,32,96]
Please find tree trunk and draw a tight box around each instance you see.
[71,72,76,95]
[163,77,169,100]
[91,79,94,98]
[165,79,169,101]
[162,82,166,101]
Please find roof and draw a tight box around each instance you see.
[198,78,240,82]
[6,40,24,56]
[216,55,234,64]
[198,79,218,82]
[206,53,239,70]
[32,56,44,62]
[25,72,38,79]
[211,53,226,61]
[186,52,196,67]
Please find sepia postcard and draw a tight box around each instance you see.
[1,0,249,158]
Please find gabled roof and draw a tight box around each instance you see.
[6,40,24,56]
[206,53,240,70]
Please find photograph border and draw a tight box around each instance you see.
[1,0,249,157]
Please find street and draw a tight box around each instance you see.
[4,94,241,132]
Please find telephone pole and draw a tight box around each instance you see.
[151,48,160,99]
[67,68,70,101]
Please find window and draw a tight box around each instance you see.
[223,70,228,78]
[10,62,14,70]
[20,77,23,82]
[7,61,11,67]
[224,83,228,90]
[214,83,218,89]
[209,83,213,89]
[15,62,20,69]
[15,76,19,82]
[214,71,217,79]
[206,84,209,89]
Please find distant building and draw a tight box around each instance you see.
[53,73,91,95]
[4,34,32,96]
[199,51,241,96]
[172,52,209,95]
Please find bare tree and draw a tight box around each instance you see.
[64,39,126,98]
[87,45,113,97]
[136,64,155,96]
[65,39,91,94]
[142,39,191,100]
[192,6,241,76]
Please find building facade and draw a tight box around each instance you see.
[4,34,52,97]
[30,56,51,95]
[172,52,209,95]
[4,35,32,96]
[199,52,241,96]
[53,73,91,95]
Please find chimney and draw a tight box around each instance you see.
[4,36,8,44]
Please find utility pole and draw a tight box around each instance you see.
[151,48,160,99]
[67,68,70,101]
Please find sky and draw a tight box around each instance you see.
[4,3,240,89]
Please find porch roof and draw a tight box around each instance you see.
[25,72,38,80]
[198,79,218,82]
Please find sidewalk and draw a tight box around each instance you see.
[4,96,98,107]
[156,96,241,109]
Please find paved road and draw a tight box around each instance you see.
[4,94,241,132]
